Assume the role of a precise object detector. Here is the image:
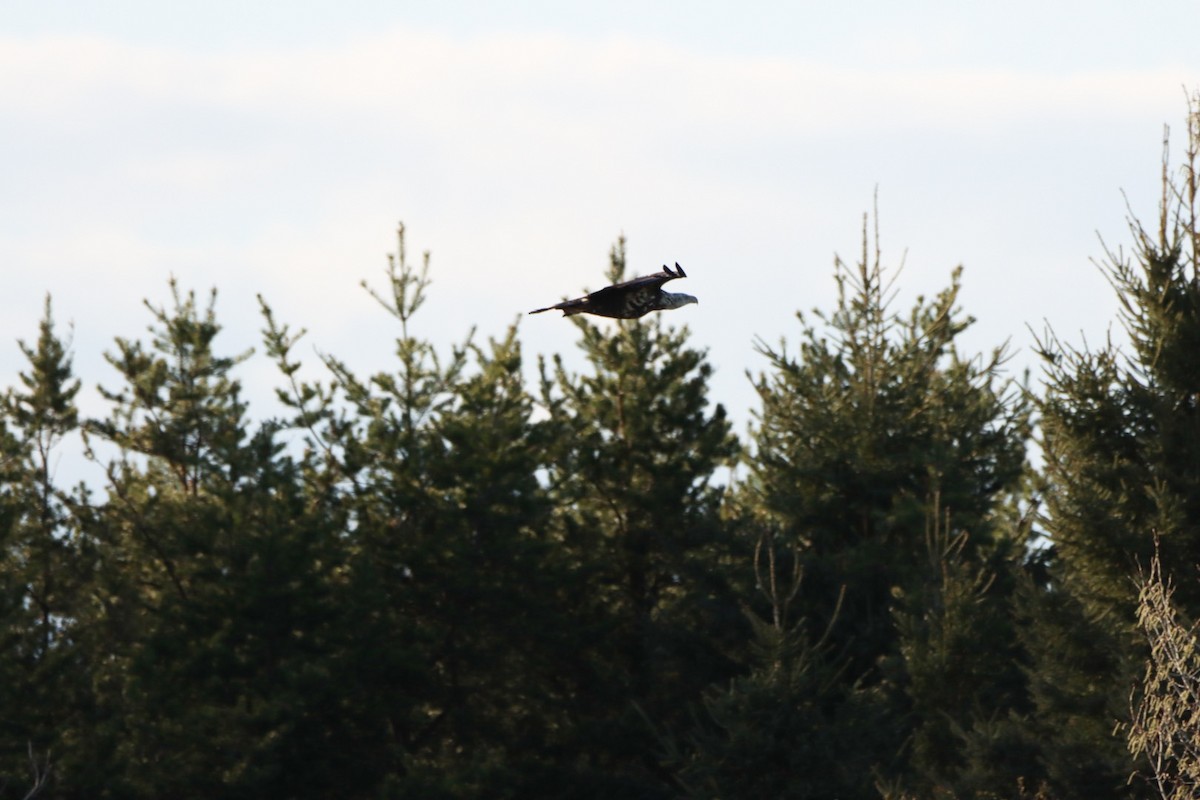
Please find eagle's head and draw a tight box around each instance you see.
[662,292,698,310]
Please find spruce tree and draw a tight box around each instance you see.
[1029,96,1200,799]
[0,296,81,791]
[66,282,356,798]
[536,237,740,797]
[718,216,1031,796]
[266,224,561,797]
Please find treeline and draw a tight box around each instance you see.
[1,110,1199,799]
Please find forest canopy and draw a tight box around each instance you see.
[2,101,1200,799]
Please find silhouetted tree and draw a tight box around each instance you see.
[1028,95,1200,800]
[535,237,741,797]
[713,215,1032,796]
[0,297,80,794]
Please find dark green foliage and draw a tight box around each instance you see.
[0,220,1038,798]
[61,282,368,798]
[747,232,1028,673]
[1026,102,1200,799]
[4,99,1200,798]
[672,531,886,799]
[262,226,565,796]
[714,217,1032,797]
[535,237,742,795]
[890,501,1040,798]
[0,297,81,794]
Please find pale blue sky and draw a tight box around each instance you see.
[5,1,1193,70]
[1,2,1197,470]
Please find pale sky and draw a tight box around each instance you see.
[2,2,1198,469]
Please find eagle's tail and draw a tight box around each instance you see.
[529,298,588,316]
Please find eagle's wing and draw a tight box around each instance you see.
[601,263,687,293]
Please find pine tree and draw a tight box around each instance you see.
[65,281,358,798]
[0,296,81,791]
[536,237,740,796]
[1028,95,1200,799]
[727,214,1031,795]
[265,224,563,797]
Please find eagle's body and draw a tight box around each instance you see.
[529,263,697,319]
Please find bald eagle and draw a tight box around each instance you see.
[529,263,697,319]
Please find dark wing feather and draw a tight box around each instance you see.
[600,262,686,293]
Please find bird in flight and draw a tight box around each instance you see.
[529,263,697,319]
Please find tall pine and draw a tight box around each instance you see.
[537,237,740,797]
[0,297,81,791]
[66,282,354,798]
[267,224,562,797]
[1029,96,1200,799]
[692,216,1032,797]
